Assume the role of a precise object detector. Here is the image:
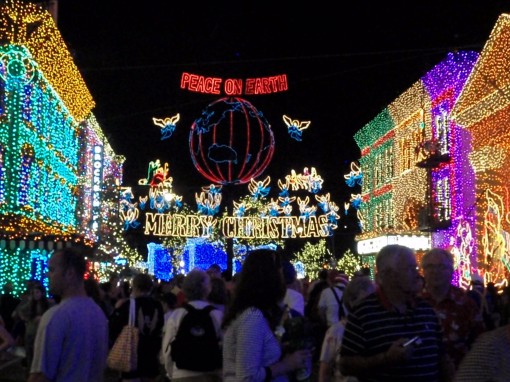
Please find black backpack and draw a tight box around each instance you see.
[170,304,222,372]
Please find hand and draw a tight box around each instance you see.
[385,338,415,365]
[282,349,312,371]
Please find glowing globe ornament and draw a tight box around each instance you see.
[189,97,275,185]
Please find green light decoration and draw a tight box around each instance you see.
[336,249,362,278]
[0,45,88,294]
[294,239,334,280]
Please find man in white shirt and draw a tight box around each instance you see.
[318,270,348,327]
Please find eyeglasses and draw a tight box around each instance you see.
[422,264,451,271]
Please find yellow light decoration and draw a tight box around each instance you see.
[452,14,510,127]
[469,146,507,172]
[0,0,95,121]
[336,249,362,279]
[282,114,311,141]
[152,113,180,140]
[481,189,510,287]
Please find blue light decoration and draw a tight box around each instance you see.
[182,238,227,274]
[344,162,363,188]
[147,242,172,281]
[293,261,305,279]
[282,115,311,141]
[152,113,180,140]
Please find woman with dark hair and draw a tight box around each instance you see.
[222,249,312,382]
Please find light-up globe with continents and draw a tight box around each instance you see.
[189,97,275,185]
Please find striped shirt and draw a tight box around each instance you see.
[340,290,443,382]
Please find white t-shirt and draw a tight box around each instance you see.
[318,284,345,326]
[283,288,305,316]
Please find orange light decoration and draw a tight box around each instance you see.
[451,13,510,285]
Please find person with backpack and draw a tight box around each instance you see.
[162,268,223,382]
[222,249,312,382]
[318,270,348,328]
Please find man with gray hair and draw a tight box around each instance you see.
[340,244,447,381]
[162,268,223,381]
[420,247,484,376]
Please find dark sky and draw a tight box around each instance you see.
[55,1,509,247]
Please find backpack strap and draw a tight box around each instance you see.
[202,305,216,314]
[183,304,215,313]
[183,303,195,312]
[330,286,346,318]
[330,286,342,304]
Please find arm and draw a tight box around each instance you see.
[161,309,183,378]
[339,338,411,377]
[319,361,333,382]
[0,325,15,351]
[267,350,310,379]
[27,373,51,382]
[318,324,342,382]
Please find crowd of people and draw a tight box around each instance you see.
[0,244,510,381]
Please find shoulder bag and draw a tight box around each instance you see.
[107,298,139,372]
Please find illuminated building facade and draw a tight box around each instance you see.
[0,0,122,295]
[355,14,510,287]
[451,14,510,288]
[354,50,478,282]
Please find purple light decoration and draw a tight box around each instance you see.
[421,51,479,280]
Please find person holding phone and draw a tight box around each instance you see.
[339,245,448,382]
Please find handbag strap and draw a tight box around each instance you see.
[128,298,136,326]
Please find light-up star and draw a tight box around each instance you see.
[283,115,310,141]
[153,113,180,140]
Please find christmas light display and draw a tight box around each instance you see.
[355,13,510,285]
[0,0,94,121]
[0,1,123,294]
[293,240,333,280]
[450,14,510,286]
[354,51,478,278]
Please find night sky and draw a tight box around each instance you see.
[54,1,509,253]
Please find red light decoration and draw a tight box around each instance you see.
[189,97,275,185]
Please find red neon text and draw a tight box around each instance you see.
[180,72,288,95]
